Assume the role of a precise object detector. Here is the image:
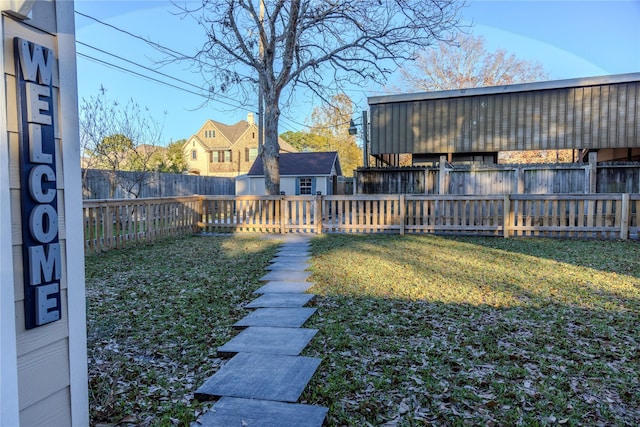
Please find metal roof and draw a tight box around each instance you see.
[368,72,640,105]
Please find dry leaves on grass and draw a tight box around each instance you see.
[85,235,279,426]
[302,234,640,426]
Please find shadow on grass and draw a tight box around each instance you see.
[303,233,640,425]
[307,233,640,311]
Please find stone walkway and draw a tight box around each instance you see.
[192,235,327,426]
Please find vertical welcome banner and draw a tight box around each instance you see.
[15,37,61,329]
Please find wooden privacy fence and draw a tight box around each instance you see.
[356,156,640,195]
[83,194,640,252]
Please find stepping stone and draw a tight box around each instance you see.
[245,293,315,308]
[254,281,315,294]
[193,397,328,427]
[280,241,311,248]
[194,352,321,402]
[276,248,310,256]
[234,307,317,328]
[266,262,309,271]
[270,255,311,263]
[260,270,312,282]
[217,326,319,357]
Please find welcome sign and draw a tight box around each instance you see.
[15,37,61,329]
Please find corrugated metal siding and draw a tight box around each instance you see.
[370,80,640,155]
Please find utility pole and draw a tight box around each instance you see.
[257,0,265,155]
[362,110,369,168]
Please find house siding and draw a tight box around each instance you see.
[185,117,296,177]
[2,1,88,425]
[369,74,640,155]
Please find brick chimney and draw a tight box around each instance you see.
[247,112,255,125]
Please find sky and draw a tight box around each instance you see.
[73,0,640,145]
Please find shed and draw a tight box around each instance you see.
[368,73,640,166]
[236,152,342,195]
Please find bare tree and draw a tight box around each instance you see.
[175,0,463,194]
[80,87,165,198]
[398,33,548,91]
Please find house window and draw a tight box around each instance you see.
[245,148,258,162]
[204,130,216,138]
[191,150,197,160]
[212,151,219,162]
[252,132,255,139]
[297,177,314,195]
[224,151,231,162]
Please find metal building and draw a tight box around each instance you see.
[368,73,640,166]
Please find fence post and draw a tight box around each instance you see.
[315,195,323,235]
[104,203,112,251]
[438,155,447,195]
[516,166,524,194]
[280,196,286,234]
[399,194,405,235]
[588,152,598,193]
[193,196,200,232]
[503,194,511,238]
[620,193,630,240]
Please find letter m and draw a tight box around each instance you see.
[16,38,54,85]
[29,243,61,286]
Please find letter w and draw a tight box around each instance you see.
[17,38,54,85]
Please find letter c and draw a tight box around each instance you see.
[29,164,56,203]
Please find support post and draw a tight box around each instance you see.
[438,155,447,195]
[399,194,406,235]
[620,193,630,240]
[516,166,525,194]
[315,195,323,234]
[280,196,286,234]
[503,194,511,238]
[588,152,598,193]
[362,110,369,168]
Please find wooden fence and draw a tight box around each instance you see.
[83,194,640,252]
[83,197,201,254]
[356,156,640,195]
[82,169,235,199]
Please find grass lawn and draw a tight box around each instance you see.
[303,234,640,426]
[85,235,281,425]
[86,233,640,426]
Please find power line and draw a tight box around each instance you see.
[74,9,321,132]
[76,40,205,92]
[76,52,251,111]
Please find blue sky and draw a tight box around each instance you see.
[73,0,640,144]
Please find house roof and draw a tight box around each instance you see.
[210,119,248,145]
[248,152,341,176]
[369,72,640,105]
[186,118,298,153]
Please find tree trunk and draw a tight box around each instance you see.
[262,95,281,195]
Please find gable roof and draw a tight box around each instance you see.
[248,152,341,176]
[211,120,249,145]
[190,118,298,152]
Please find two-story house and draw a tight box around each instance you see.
[184,113,297,177]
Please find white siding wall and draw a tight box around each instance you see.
[2,1,88,425]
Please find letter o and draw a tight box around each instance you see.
[29,164,56,203]
[29,204,58,243]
